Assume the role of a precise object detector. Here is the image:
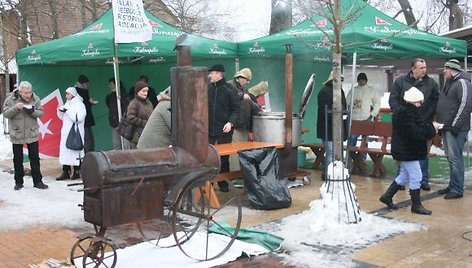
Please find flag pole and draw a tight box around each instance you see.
[110,5,125,149]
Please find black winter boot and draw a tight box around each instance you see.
[71,170,81,180]
[379,181,402,210]
[56,165,70,181]
[410,189,432,215]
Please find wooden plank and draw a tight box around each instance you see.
[214,141,283,156]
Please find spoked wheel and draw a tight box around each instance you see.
[171,177,242,261]
[70,234,117,268]
[136,214,177,248]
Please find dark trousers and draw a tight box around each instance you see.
[209,134,233,173]
[84,127,95,153]
[209,134,232,188]
[13,142,42,185]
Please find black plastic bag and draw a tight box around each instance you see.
[238,146,291,210]
[66,115,83,151]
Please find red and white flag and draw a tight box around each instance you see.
[112,0,152,43]
[37,89,64,157]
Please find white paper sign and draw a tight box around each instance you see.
[112,0,152,43]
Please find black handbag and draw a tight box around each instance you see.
[117,113,135,140]
[66,115,84,150]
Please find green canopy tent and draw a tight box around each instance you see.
[15,10,238,154]
[237,0,467,143]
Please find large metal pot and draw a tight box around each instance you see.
[252,112,301,146]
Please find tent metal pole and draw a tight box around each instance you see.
[111,3,125,150]
[345,52,357,168]
[464,56,470,168]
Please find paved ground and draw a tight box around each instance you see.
[1,157,472,267]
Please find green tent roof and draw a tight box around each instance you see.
[16,10,238,66]
[238,0,467,62]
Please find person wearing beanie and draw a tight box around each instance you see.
[128,75,158,108]
[380,86,436,215]
[124,81,153,149]
[389,58,439,191]
[105,77,130,150]
[137,86,172,149]
[75,74,96,153]
[435,59,472,199]
[227,68,262,171]
[316,70,348,181]
[347,72,381,170]
[208,63,240,192]
[56,87,86,181]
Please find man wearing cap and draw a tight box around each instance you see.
[208,64,240,192]
[389,58,439,191]
[347,73,381,168]
[227,68,261,171]
[75,74,96,153]
[316,71,348,180]
[435,59,472,199]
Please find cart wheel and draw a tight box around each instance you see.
[71,235,117,268]
[136,216,177,248]
[171,177,242,261]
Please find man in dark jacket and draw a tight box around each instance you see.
[227,68,261,171]
[75,75,96,153]
[316,71,347,180]
[389,58,439,191]
[208,64,240,192]
[105,77,130,150]
[435,59,472,199]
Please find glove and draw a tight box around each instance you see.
[443,125,459,137]
[24,106,35,115]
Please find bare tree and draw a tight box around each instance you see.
[269,0,292,34]
[396,0,416,26]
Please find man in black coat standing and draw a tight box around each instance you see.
[207,64,240,192]
[389,58,439,191]
[75,74,96,153]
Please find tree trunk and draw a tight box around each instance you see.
[448,0,464,30]
[332,0,343,162]
[79,0,87,28]
[397,0,416,26]
[269,0,292,34]
[48,0,59,39]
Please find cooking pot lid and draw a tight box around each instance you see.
[298,74,316,120]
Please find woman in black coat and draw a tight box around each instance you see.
[379,87,436,215]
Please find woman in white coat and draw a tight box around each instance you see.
[56,87,86,180]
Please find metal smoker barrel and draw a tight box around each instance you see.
[81,146,220,227]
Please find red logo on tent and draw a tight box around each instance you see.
[141,41,148,46]
[88,43,94,49]
[445,42,451,47]
[253,42,260,47]
[31,50,36,55]
[91,23,103,30]
[213,44,219,49]
[313,20,327,27]
[375,17,391,25]
[381,38,388,42]
[148,20,162,27]
[37,89,64,157]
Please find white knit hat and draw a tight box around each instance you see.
[403,86,424,103]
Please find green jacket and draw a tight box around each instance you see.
[3,90,44,144]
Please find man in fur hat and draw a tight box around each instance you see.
[435,59,472,199]
[227,68,261,171]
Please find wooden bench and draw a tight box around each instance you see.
[302,120,393,178]
[214,141,284,182]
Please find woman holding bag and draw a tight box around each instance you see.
[56,87,86,180]
[126,81,153,149]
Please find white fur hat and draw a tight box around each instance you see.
[65,87,78,97]
[403,86,424,103]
